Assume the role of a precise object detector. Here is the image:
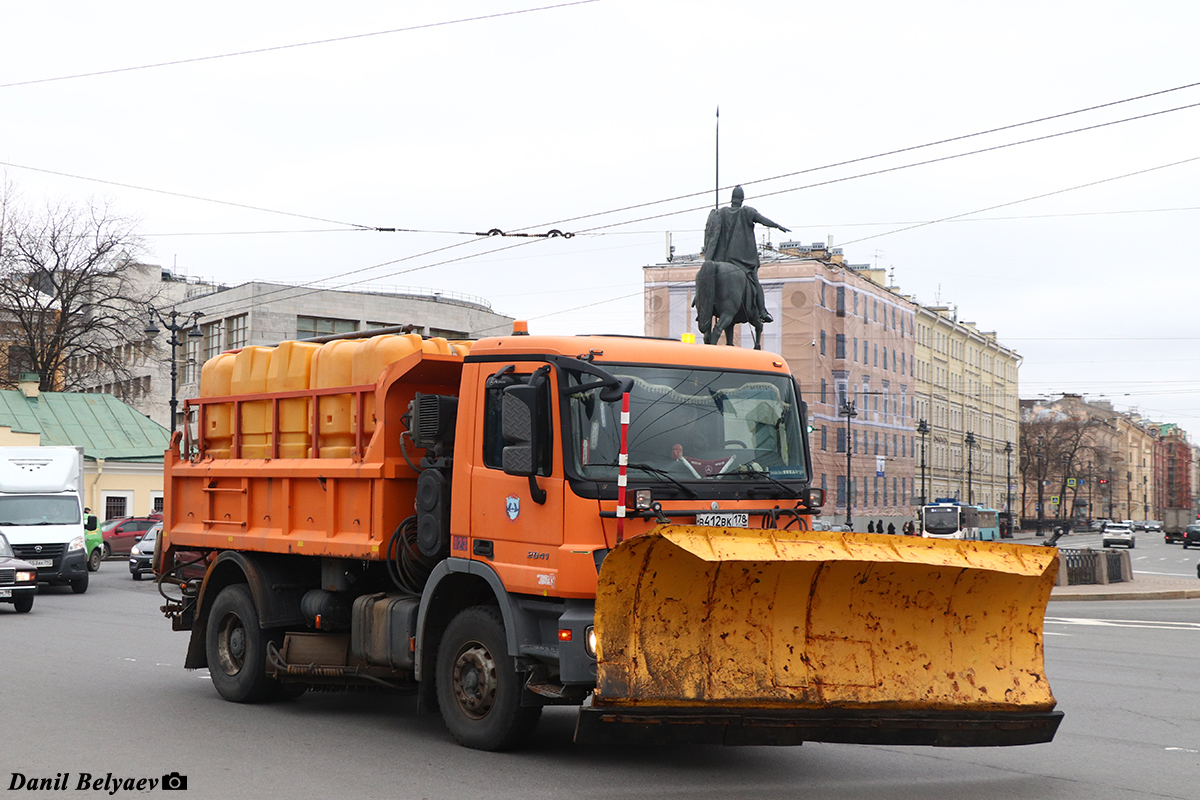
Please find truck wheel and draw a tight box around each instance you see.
[87,548,102,572]
[71,573,89,594]
[206,584,281,703]
[13,595,33,613]
[436,605,541,751]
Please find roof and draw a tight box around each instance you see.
[0,390,170,461]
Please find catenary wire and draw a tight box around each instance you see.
[0,2,601,90]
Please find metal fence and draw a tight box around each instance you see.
[1058,548,1129,585]
[1105,550,1125,581]
[1060,549,1098,585]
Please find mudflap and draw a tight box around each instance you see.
[580,526,1062,747]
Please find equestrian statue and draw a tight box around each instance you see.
[693,186,789,349]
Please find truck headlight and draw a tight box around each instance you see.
[68,536,85,552]
[16,570,35,582]
[585,625,597,658]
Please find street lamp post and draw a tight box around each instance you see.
[1036,436,1045,537]
[965,432,977,505]
[1004,440,1013,535]
[841,400,858,530]
[143,307,204,432]
[1108,465,1114,518]
[917,419,929,506]
[1061,454,1071,532]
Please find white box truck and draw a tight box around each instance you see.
[0,446,91,593]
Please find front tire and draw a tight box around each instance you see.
[13,595,33,613]
[436,606,541,751]
[71,573,88,594]
[205,584,282,703]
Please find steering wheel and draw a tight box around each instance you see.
[723,439,748,448]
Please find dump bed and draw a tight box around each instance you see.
[164,334,469,560]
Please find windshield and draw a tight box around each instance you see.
[924,507,960,535]
[0,534,12,557]
[0,496,81,526]
[566,365,807,483]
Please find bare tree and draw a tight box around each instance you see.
[0,184,160,393]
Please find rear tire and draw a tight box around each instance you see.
[71,573,88,593]
[436,605,541,751]
[206,584,282,703]
[87,548,102,572]
[13,595,33,613]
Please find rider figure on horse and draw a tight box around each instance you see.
[702,186,790,324]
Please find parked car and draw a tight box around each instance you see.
[1102,522,1136,549]
[1182,523,1200,550]
[0,532,38,613]
[128,522,161,580]
[100,515,161,558]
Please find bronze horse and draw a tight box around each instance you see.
[692,259,763,350]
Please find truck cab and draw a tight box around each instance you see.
[0,447,90,594]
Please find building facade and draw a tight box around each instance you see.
[913,306,1022,517]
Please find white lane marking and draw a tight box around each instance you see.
[1044,631,1071,636]
[1165,747,1199,753]
[1045,617,1200,631]
[1133,569,1196,577]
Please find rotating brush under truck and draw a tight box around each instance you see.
[157,330,1063,751]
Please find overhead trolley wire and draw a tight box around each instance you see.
[0,1,601,90]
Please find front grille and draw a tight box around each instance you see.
[12,543,66,560]
[0,567,14,586]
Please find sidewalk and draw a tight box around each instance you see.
[1009,529,1200,601]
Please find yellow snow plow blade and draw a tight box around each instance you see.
[576,526,1063,747]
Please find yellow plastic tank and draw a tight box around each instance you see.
[269,341,320,458]
[230,346,276,459]
[351,334,423,438]
[312,339,359,458]
[199,353,236,459]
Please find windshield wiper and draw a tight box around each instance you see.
[733,465,802,498]
[592,462,700,499]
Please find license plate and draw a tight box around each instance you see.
[28,559,53,568]
[695,512,749,528]
[0,589,10,598]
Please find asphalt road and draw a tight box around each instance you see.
[2,564,1198,800]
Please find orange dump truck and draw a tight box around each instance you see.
[159,330,1062,751]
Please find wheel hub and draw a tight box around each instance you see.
[452,642,497,720]
[216,613,247,676]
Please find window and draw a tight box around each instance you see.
[104,495,127,520]
[853,338,858,362]
[835,334,846,359]
[874,343,878,366]
[6,345,33,379]
[430,328,469,339]
[820,330,826,355]
[486,371,553,475]
[837,475,846,505]
[202,322,222,361]
[225,314,248,350]
[297,316,357,339]
[821,426,827,451]
[820,378,827,404]
[882,346,887,371]
[837,427,846,453]
[181,337,201,384]
[853,292,858,315]
[836,286,845,317]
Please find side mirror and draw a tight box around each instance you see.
[85,515,98,532]
[501,384,540,477]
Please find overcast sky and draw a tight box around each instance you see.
[2,1,1198,438]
